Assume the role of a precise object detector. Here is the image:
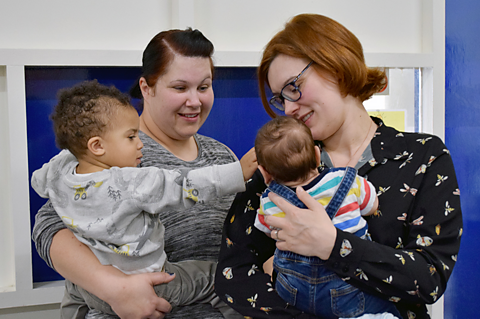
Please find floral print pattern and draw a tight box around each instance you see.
[215,118,462,319]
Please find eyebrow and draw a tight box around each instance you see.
[282,75,297,87]
[270,75,297,95]
[170,76,212,85]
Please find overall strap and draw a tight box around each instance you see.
[267,181,307,209]
[267,166,357,219]
[324,166,357,219]
[268,167,370,239]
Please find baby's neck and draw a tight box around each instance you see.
[282,170,320,188]
[76,158,110,174]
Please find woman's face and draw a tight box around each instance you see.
[142,55,214,141]
[267,54,348,141]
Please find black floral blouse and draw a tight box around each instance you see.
[215,118,463,319]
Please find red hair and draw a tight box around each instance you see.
[258,14,386,118]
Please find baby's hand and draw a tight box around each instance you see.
[240,147,258,181]
[263,256,274,278]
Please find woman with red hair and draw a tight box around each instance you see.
[216,13,462,319]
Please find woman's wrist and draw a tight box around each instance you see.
[91,266,130,304]
[319,225,337,260]
[324,230,367,276]
[50,229,124,301]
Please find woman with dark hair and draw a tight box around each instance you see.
[216,14,462,319]
[33,28,253,319]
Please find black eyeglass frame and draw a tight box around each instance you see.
[269,61,313,112]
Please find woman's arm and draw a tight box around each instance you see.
[267,145,462,308]
[32,201,174,319]
[32,200,69,268]
[331,147,461,303]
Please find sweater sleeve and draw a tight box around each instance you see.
[215,170,317,319]
[31,200,67,269]
[325,143,462,309]
[133,162,245,213]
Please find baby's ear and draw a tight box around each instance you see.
[314,145,321,167]
[258,165,273,185]
[87,136,105,156]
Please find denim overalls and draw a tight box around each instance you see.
[268,167,400,318]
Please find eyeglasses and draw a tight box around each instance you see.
[269,61,313,112]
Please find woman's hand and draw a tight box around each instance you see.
[265,187,337,260]
[106,272,174,319]
[239,147,258,181]
[50,229,173,319]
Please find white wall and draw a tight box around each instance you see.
[195,0,425,53]
[1,0,426,53]
[0,67,15,292]
[0,0,444,317]
[0,0,170,51]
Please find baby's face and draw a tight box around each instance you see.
[100,106,143,168]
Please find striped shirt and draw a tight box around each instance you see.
[255,168,376,238]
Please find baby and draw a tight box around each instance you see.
[254,116,400,318]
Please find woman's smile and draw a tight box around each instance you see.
[299,111,314,123]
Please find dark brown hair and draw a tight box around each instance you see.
[258,14,386,118]
[51,80,133,158]
[130,28,215,100]
[255,116,317,184]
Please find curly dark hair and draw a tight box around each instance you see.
[50,80,133,158]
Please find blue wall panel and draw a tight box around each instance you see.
[445,1,480,318]
[26,66,271,283]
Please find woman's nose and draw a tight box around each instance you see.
[186,90,201,107]
[138,139,144,150]
[284,100,300,116]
